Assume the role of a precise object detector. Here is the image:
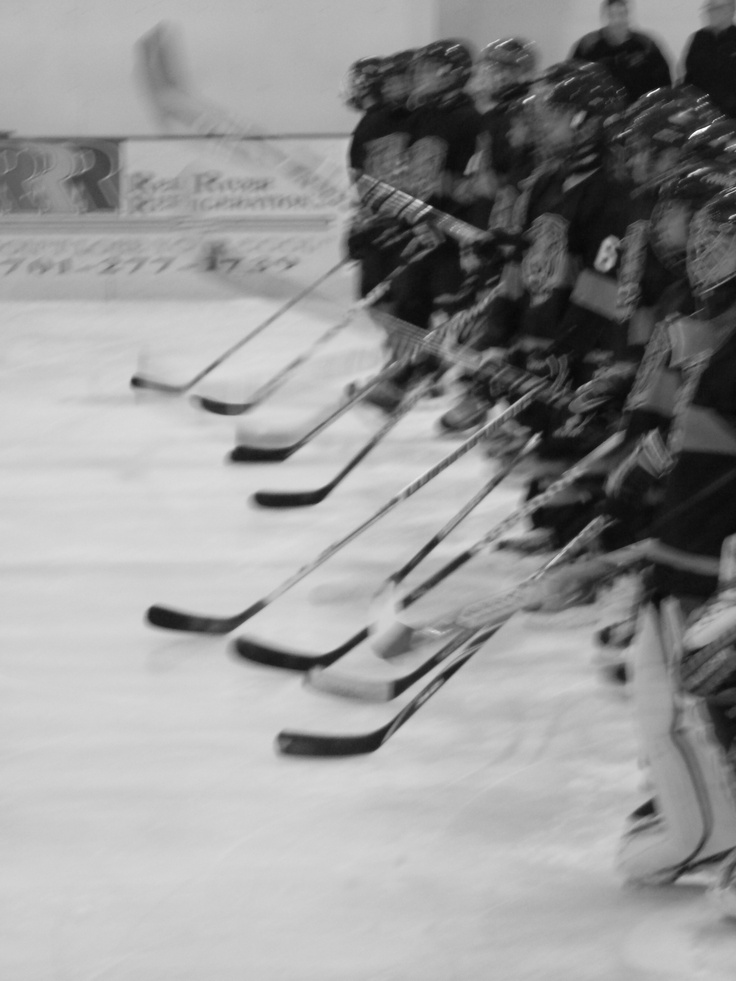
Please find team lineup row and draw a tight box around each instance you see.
[340,37,736,920]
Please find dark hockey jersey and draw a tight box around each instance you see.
[404,93,484,220]
[560,178,647,361]
[481,82,536,187]
[349,106,412,187]
[650,314,736,597]
[507,164,619,343]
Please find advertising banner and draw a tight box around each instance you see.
[0,136,351,290]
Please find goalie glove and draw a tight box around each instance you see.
[605,429,673,505]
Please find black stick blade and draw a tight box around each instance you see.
[251,485,331,508]
[130,374,184,394]
[192,395,254,415]
[276,643,478,757]
[229,443,296,463]
[145,604,238,634]
[232,628,368,670]
[276,727,387,756]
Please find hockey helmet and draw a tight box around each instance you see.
[687,187,736,296]
[469,37,537,102]
[620,86,719,188]
[341,57,384,112]
[380,49,416,109]
[681,116,736,171]
[412,39,473,105]
[651,165,735,274]
[532,60,625,161]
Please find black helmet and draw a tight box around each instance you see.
[687,186,736,296]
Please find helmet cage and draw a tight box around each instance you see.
[687,208,736,296]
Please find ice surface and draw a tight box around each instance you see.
[2,262,736,979]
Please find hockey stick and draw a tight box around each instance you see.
[305,444,625,700]
[234,436,539,668]
[356,174,494,246]
[251,372,438,507]
[227,327,440,464]
[276,520,616,756]
[194,235,429,417]
[130,258,347,394]
[146,387,545,635]
[228,274,505,462]
[135,22,347,208]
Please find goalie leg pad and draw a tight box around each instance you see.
[616,600,736,886]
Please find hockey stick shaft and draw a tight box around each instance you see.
[356,174,492,246]
[398,431,624,611]
[253,372,438,507]
[147,388,542,633]
[233,241,437,413]
[240,389,541,599]
[385,434,540,587]
[235,437,536,665]
[130,257,347,393]
[231,276,507,458]
[280,521,616,752]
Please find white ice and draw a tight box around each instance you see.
[3,258,736,980]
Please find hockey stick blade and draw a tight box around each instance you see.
[130,374,189,394]
[192,394,255,416]
[276,629,489,757]
[252,484,333,508]
[306,625,479,701]
[146,597,267,634]
[232,627,368,671]
[251,378,433,508]
[229,442,296,463]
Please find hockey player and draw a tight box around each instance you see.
[364,39,485,410]
[522,191,736,912]
[390,39,485,328]
[438,59,629,442]
[464,38,538,230]
[344,55,415,301]
[492,93,726,552]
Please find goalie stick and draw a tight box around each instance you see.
[276,519,615,757]
[145,387,544,635]
[130,258,347,394]
[234,436,538,668]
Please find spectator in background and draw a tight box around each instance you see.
[683,0,736,117]
[570,0,671,104]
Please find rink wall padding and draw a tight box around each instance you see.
[0,136,351,300]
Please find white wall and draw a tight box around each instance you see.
[2,0,711,139]
[3,0,436,137]
[438,0,704,76]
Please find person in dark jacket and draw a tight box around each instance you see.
[570,0,671,104]
[683,0,736,118]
